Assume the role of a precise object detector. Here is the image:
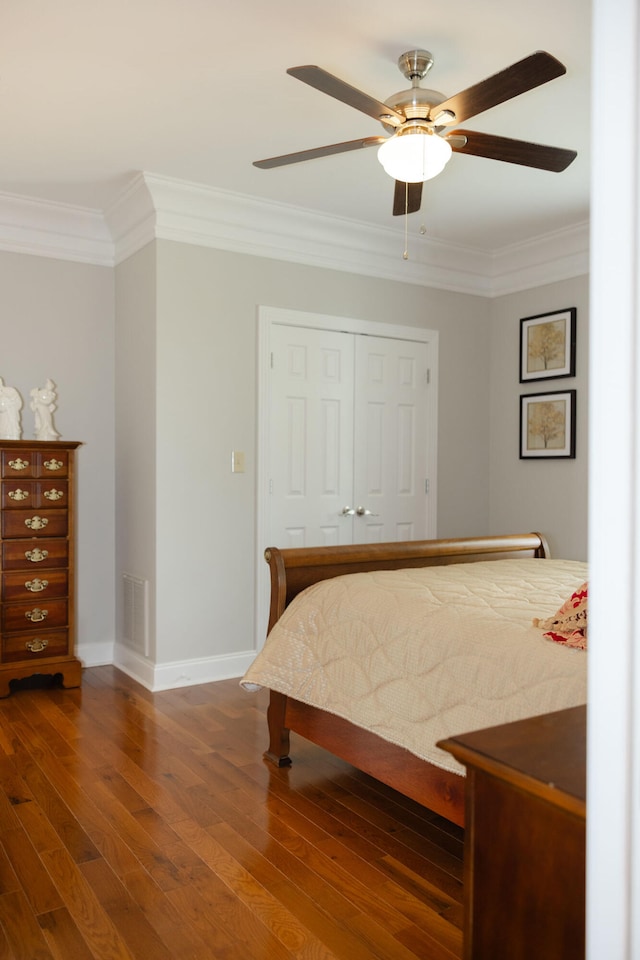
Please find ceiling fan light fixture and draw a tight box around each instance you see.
[377,127,452,183]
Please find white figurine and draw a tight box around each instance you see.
[0,378,23,440]
[30,379,60,441]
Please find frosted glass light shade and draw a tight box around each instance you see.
[378,130,452,183]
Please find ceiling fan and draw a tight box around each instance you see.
[254,49,577,216]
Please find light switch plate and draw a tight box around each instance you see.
[231,450,245,473]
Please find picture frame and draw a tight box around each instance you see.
[520,390,576,459]
[519,307,576,382]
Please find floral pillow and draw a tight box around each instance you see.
[533,582,588,650]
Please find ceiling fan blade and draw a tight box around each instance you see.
[288,65,405,127]
[392,180,423,216]
[447,129,577,171]
[254,136,386,169]
[430,51,567,125]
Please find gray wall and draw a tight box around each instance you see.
[0,250,116,663]
[114,244,157,677]
[489,275,589,560]
[0,240,588,684]
[143,240,492,672]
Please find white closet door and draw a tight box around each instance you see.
[268,323,355,548]
[268,323,431,549]
[353,335,429,543]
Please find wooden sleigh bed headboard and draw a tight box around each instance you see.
[265,532,551,631]
[259,532,552,827]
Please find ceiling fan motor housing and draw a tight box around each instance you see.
[382,87,447,132]
[381,50,446,134]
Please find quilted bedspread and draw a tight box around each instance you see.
[241,558,588,775]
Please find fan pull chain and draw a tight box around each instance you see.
[403,182,409,260]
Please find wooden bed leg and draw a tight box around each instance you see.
[264,690,292,767]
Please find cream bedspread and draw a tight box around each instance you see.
[241,558,588,775]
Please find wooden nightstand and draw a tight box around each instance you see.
[439,705,586,960]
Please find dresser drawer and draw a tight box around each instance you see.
[2,540,68,570]
[2,510,68,538]
[2,628,69,662]
[1,599,68,633]
[38,453,69,477]
[1,481,68,510]
[39,481,68,506]
[1,452,35,478]
[2,482,36,509]
[1,449,69,479]
[2,570,68,602]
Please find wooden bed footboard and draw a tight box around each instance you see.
[266,689,467,826]
[262,532,551,825]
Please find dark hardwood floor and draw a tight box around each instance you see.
[0,666,463,959]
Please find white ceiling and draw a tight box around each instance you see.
[0,0,591,252]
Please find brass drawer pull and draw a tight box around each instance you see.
[25,608,48,623]
[25,516,48,530]
[8,458,29,471]
[8,489,29,502]
[25,638,48,653]
[43,489,64,501]
[25,578,48,593]
[43,459,63,472]
[25,548,48,563]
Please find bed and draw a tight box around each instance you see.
[242,533,588,827]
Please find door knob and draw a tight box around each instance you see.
[356,506,379,516]
[340,506,355,516]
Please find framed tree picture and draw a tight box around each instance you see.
[519,307,576,382]
[520,390,576,459]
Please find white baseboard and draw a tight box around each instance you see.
[77,640,115,668]
[112,642,257,692]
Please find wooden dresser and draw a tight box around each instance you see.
[0,440,82,696]
[439,705,586,960]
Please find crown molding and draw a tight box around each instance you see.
[109,172,495,295]
[0,189,113,266]
[489,220,590,296]
[103,173,157,264]
[0,173,589,296]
